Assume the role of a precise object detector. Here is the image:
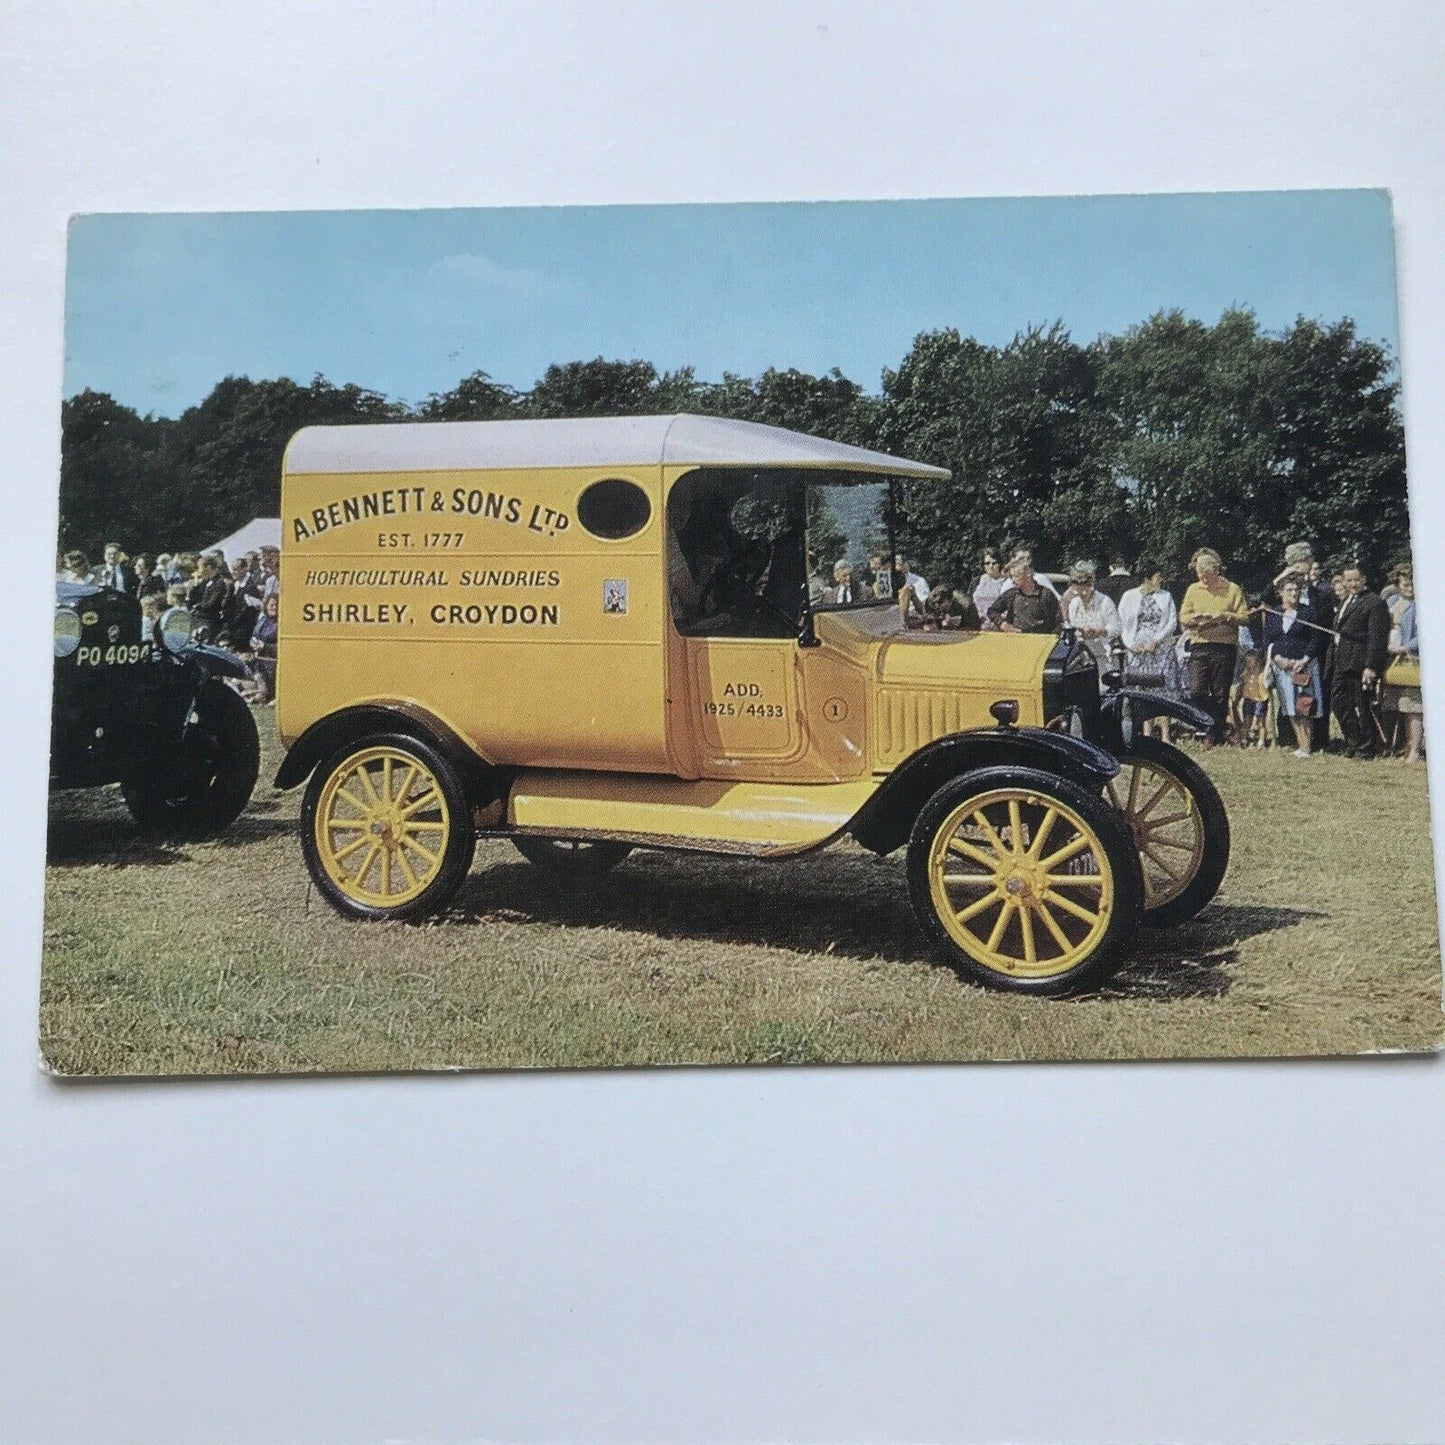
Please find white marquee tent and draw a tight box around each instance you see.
[202,517,281,560]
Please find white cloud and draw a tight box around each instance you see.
[426,252,551,300]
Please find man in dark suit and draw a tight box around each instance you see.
[186,554,233,642]
[1098,554,1136,606]
[822,560,871,606]
[1329,564,1391,758]
[96,541,135,595]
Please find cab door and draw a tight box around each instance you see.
[664,464,869,783]
[683,635,802,774]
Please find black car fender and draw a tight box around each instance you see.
[183,642,252,682]
[1097,690,1214,751]
[123,645,253,749]
[274,701,499,803]
[848,725,1120,858]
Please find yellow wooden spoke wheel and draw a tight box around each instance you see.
[301,734,475,921]
[1107,759,1202,911]
[907,766,1141,995]
[1105,736,1229,926]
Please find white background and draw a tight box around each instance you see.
[3,5,1444,1442]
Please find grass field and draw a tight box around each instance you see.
[39,708,1445,1074]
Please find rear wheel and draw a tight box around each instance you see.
[123,680,260,840]
[1107,735,1229,925]
[513,836,633,877]
[301,733,475,921]
[907,766,1142,996]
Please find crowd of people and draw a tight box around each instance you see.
[62,532,1425,761]
[816,540,1423,763]
[57,540,281,703]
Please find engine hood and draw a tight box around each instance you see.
[812,608,1065,767]
[814,607,1058,686]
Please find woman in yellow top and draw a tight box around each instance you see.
[1179,548,1251,746]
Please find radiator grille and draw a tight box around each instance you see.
[874,688,1006,768]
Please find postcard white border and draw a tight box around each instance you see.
[3,5,1444,1443]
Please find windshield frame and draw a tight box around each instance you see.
[803,472,901,632]
[665,465,902,645]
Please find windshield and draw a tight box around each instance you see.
[807,477,895,612]
[668,468,898,639]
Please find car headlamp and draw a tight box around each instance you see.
[158,606,194,654]
[54,606,81,658]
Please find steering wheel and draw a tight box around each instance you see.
[694,556,734,617]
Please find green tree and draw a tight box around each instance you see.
[1096,310,1407,590]
[698,366,881,446]
[804,489,848,573]
[879,324,1115,587]
[156,375,403,549]
[57,312,1409,587]
[58,390,166,555]
[417,370,521,421]
[1272,318,1408,581]
[1096,309,1282,588]
[525,358,697,416]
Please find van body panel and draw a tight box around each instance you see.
[507,769,878,853]
[279,463,672,772]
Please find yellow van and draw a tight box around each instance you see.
[276,415,1227,995]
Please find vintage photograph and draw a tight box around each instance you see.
[43,192,1443,1073]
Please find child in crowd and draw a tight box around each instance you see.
[1235,649,1270,747]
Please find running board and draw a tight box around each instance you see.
[504,770,878,858]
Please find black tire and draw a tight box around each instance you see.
[1106,735,1230,926]
[300,731,476,922]
[513,836,633,877]
[122,680,260,840]
[906,765,1143,997]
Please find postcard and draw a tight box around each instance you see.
[42,192,1443,1074]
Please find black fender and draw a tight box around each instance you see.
[130,648,245,745]
[1097,690,1214,751]
[183,642,252,681]
[274,701,499,802]
[848,725,1121,858]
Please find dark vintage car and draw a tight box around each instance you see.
[51,582,261,839]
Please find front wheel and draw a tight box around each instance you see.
[301,733,476,921]
[1107,736,1229,926]
[906,766,1143,996]
[122,680,260,840]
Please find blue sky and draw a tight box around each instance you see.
[64,191,1400,418]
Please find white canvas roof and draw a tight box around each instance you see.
[284,413,950,480]
[202,516,282,559]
